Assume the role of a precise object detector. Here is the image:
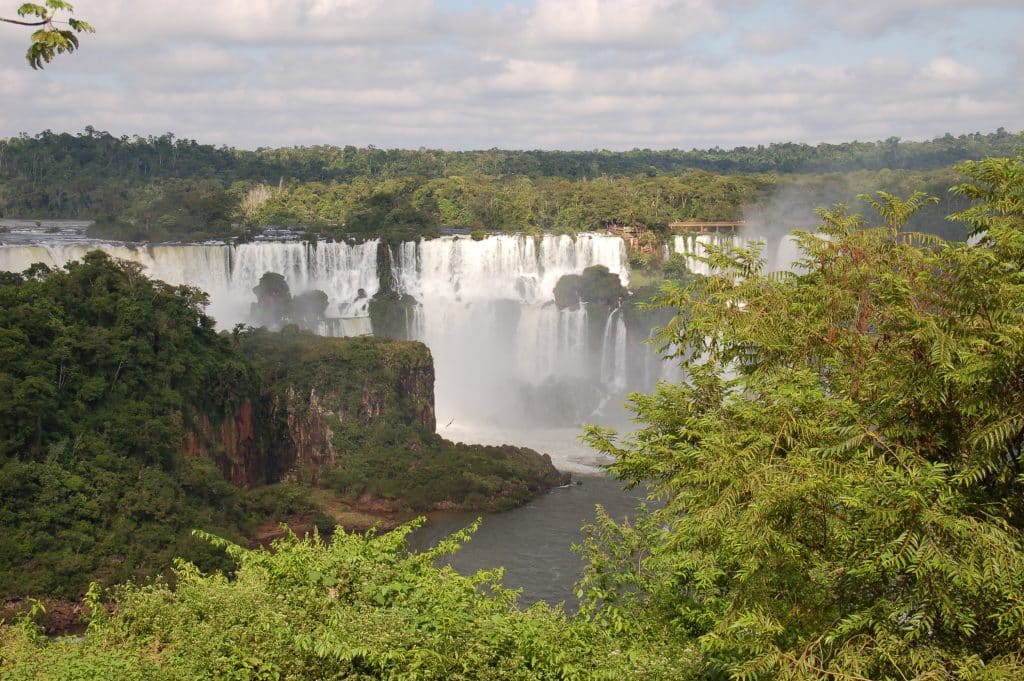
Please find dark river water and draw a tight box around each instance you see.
[405,423,650,608]
[409,473,648,609]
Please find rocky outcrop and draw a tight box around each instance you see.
[279,387,337,479]
[189,331,437,487]
[552,264,627,310]
[395,360,436,431]
[181,329,562,513]
[368,291,420,341]
[183,399,278,488]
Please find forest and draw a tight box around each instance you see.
[2,3,1022,678]
[1,145,1022,678]
[1,129,1017,243]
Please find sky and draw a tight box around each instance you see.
[0,0,1021,151]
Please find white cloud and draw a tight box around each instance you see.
[85,0,437,45]
[491,60,579,92]
[0,0,1019,149]
[738,27,811,55]
[923,57,982,83]
[525,0,727,47]
[792,0,1021,37]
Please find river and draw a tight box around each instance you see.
[409,428,647,609]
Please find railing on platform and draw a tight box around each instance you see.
[668,221,744,233]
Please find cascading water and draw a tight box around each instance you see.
[385,234,641,446]
[0,239,380,331]
[599,309,627,393]
[673,230,807,273]
[1,231,675,471]
[672,232,748,275]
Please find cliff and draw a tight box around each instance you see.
[235,330,436,483]
[183,330,438,487]
[0,255,559,602]
[227,328,566,511]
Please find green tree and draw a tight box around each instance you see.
[0,252,261,596]
[0,523,685,679]
[1,1,93,69]
[582,154,1024,679]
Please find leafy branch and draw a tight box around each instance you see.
[0,1,94,69]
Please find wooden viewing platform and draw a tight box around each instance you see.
[668,221,744,233]
[607,221,746,253]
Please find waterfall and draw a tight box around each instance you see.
[0,239,380,333]
[672,232,747,275]
[388,233,636,428]
[599,309,627,393]
[1,231,672,434]
[391,233,628,303]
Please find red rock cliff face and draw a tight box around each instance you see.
[399,364,436,432]
[184,337,438,488]
[183,399,269,488]
[275,387,336,484]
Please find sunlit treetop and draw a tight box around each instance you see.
[0,1,93,69]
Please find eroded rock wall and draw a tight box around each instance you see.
[183,331,437,488]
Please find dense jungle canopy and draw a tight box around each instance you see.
[1,128,1017,242]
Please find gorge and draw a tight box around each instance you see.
[0,231,729,471]
[0,229,748,604]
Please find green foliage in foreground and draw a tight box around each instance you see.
[4,1,93,69]
[582,153,1024,678]
[0,524,685,680]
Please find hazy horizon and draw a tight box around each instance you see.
[4,125,1015,155]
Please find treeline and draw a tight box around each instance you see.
[252,165,978,242]
[2,127,1017,187]
[243,171,774,242]
[0,128,1017,242]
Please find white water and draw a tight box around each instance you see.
[599,309,627,393]
[1,232,673,472]
[0,240,381,329]
[388,234,639,451]
[673,230,806,273]
[672,232,750,275]
[391,234,628,304]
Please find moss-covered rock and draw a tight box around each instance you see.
[553,264,627,309]
[368,291,420,341]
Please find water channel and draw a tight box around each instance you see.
[409,426,647,609]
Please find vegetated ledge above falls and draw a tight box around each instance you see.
[190,328,569,514]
